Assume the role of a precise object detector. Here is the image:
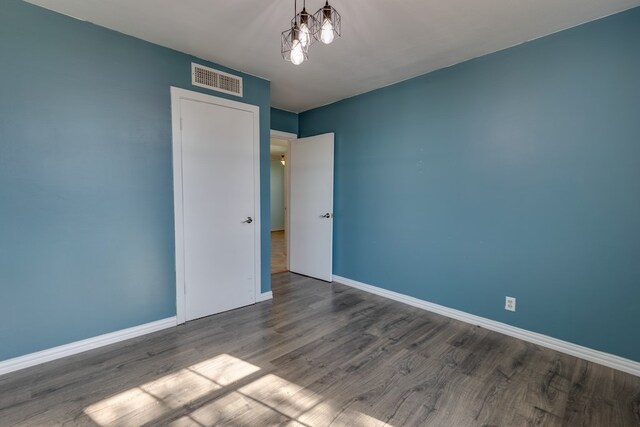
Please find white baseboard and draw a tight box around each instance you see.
[332,275,640,378]
[0,317,177,377]
[256,291,273,302]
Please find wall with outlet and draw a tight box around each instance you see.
[299,7,640,362]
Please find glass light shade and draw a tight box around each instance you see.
[281,24,309,65]
[291,40,305,65]
[313,1,341,45]
[320,19,334,44]
[300,22,311,47]
[292,8,318,49]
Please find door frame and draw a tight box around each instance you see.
[270,130,296,271]
[171,87,261,325]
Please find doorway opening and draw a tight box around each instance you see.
[270,131,294,274]
[269,130,335,281]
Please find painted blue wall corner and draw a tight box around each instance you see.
[271,107,299,135]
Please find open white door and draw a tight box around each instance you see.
[289,133,334,281]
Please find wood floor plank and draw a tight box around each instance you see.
[1,272,639,426]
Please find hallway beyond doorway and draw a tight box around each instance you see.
[271,230,287,274]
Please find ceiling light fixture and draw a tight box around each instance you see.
[314,0,341,45]
[281,1,309,65]
[281,0,341,65]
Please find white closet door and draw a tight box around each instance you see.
[179,96,257,321]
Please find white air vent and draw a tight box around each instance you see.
[191,63,243,97]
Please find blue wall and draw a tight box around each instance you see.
[270,158,286,230]
[299,8,640,362]
[0,0,271,361]
[271,107,298,135]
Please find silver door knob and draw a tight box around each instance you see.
[242,217,253,224]
[320,213,332,218]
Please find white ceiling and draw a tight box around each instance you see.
[27,0,640,112]
[271,138,289,155]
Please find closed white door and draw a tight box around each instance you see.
[289,133,334,281]
[176,93,258,322]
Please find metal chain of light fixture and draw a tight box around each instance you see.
[281,0,341,65]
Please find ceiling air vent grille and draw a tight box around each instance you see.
[191,63,243,97]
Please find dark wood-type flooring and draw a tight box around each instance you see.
[1,272,639,426]
[271,231,287,274]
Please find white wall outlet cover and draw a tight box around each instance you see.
[505,296,516,312]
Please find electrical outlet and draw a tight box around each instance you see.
[505,296,516,312]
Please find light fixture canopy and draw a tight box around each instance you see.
[314,0,341,45]
[280,155,286,166]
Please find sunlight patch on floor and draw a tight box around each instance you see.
[83,354,260,426]
[169,373,393,426]
[84,353,392,426]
